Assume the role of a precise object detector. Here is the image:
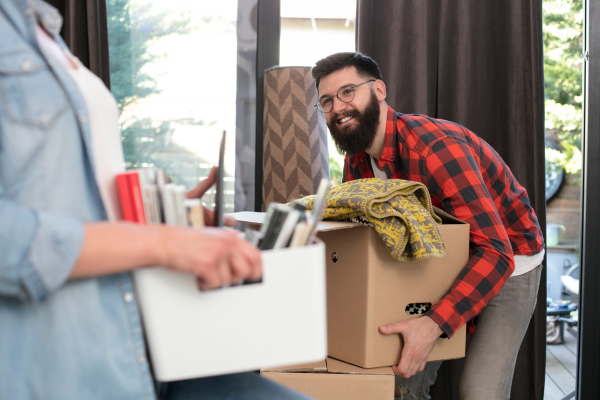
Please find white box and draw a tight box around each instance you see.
[133,242,327,381]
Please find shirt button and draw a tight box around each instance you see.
[22,62,31,71]
[123,292,134,303]
[137,355,147,364]
[23,8,33,16]
[79,116,88,124]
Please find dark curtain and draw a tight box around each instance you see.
[45,0,111,89]
[357,1,546,399]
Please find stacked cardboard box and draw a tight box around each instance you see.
[236,207,470,399]
[261,358,395,400]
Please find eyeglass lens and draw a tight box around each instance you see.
[319,87,355,113]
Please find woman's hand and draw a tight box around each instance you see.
[159,225,262,290]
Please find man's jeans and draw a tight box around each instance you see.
[395,263,543,400]
[159,372,313,400]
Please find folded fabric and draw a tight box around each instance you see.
[295,178,445,261]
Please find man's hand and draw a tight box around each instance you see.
[379,316,443,378]
[160,226,262,290]
[186,166,236,227]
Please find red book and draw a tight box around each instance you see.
[116,171,146,224]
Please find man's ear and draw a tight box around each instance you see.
[374,80,387,102]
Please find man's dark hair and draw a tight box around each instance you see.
[312,52,383,90]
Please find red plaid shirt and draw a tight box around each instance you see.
[343,107,544,338]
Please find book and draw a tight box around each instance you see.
[116,173,134,222]
[289,222,309,248]
[173,185,188,227]
[272,206,300,249]
[116,171,146,224]
[137,169,160,225]
[296,178,330,246]
[260,205,288,250]
[161,183,177,226]
[185,199,205,228]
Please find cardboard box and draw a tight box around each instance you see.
[261,358,395,400]
[132,242,327,381]
[234,208,469,369]
[322,208,469,368]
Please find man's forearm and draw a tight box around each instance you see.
[425,247,514,337]
[70,222,165,279]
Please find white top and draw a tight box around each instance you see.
[370,156,388,179]
[512,250,544,276]
[370,156,543,276]
[36,26,125,222]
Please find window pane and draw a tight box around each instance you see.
[107,0,244,213]
[543,0,583,397]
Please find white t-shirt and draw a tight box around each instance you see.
[36,25,125,222]
[370,156,543,276]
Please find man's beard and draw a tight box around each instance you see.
[327,90,381,157]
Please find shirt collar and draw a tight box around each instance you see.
[29,0,62,37]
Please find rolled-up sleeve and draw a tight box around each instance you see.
[0,192,84,302]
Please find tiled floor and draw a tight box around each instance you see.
[544,329,577,400]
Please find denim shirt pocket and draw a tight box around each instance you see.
[0,47,67,128]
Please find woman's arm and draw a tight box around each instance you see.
[70,222,262,291]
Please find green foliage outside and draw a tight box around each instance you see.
[329,156,343,187]
[543,0,584,177]
[106,0,218,187]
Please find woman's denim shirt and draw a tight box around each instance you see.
[0,0,155,398]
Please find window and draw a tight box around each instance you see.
[280,0,356,186]
[542,1,583,398]
[107,0,254,213]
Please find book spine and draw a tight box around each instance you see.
[273,209,300,249]
[173,186,188,227]
[161,184,176,226]
[117,173,134,222]
[127,172,147,224]
[261,208,286,250]
[185,199,205,228]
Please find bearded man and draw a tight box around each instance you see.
[312,52,545,400]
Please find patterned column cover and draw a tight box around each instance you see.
[262,66,329,209]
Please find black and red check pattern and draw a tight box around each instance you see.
[343,107,545,338]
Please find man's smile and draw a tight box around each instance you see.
[337,115,354,125]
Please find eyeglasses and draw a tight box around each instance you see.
[315,79,376,113]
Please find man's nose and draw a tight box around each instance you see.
[331,96,349,115]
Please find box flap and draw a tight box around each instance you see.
[230,212,363,232]
[231,207,465,233]
[261,359,327,373]
[432,206,465,225]
[326,358,394,376]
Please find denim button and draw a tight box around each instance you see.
[123,292,134,303]
[22,62,31,71]
[137,355,146,364]
[23,8,33,16]
[79,116,87,124]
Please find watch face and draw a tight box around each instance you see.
[545,137,565,202]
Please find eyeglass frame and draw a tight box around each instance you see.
[315,79,377,113]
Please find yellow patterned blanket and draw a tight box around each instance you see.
[294,178,446,261]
